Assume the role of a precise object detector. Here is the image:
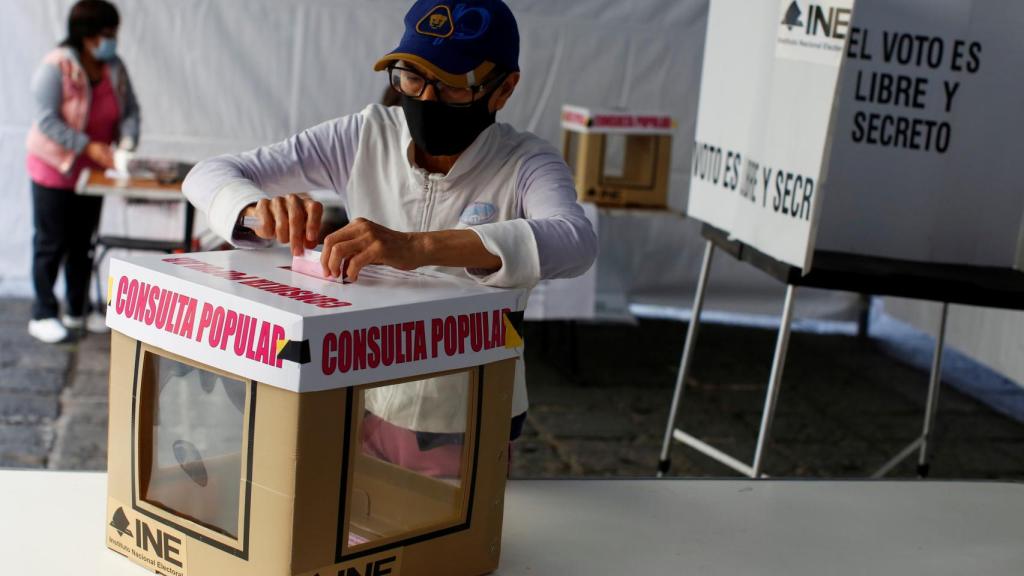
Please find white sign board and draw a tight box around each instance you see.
[816,0,1024,270]
[687,0,855,271]
[691,0,1024,274]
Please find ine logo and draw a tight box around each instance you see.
[781,1,803,30]
[313,556,398,576]
[110,507,134,538]
[108,503,186,571]
[780,1,851,40]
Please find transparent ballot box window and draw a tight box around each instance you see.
[601,133,657,188]
[137,351,251,539]
[341,369,479,552]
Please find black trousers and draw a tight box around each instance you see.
[30,181,103,320]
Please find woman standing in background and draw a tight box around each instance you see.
[25,0,140,343]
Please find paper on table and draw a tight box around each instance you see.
[113,148,133,174]
[104,168,131,181]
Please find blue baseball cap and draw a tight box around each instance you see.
[374,0,520,89]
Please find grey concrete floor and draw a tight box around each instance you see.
[2,298,1023,479]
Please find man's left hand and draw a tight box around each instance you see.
[320,218,423,281]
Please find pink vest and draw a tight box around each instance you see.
[25,49,94,176]
[28,73,120,189]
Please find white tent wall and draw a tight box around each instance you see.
[2,0,795,309]
[1,1,1020,390]
[1,0,712,292]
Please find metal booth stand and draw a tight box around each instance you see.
[658,224,1024,479]
[655,0,1024,480]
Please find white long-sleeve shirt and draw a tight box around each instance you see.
[184,103,596,288]
[183,103,596,432]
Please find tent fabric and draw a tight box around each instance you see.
[0,0,728,305]
[0,0,848,322]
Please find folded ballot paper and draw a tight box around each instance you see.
[241,217,347,282]
[291,248,347,283]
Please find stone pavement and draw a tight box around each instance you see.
[0,300,109,470]
[2,298,1023,479]
[515,320,1024,479]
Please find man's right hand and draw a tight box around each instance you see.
[243,194,323,256]
[84,141,115,170]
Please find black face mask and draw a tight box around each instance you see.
[400,92,496,157]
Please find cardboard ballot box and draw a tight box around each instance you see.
[561,105,674,209]
[103,249,528,576]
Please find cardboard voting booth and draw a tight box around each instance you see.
[561,105,674,209]
[102,249,528,576]
[815,0,1024,272]
[661,0,1024,482]
[688,0,1024,275]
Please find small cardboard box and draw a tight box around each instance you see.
[103,249,528,576]
[561,105,675,209]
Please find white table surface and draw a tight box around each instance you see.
[0,470,1021,575]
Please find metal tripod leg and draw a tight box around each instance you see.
[917,302,948,478]
[657,240,715,477]
[751,284,797,478]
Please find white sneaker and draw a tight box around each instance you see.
[63,312,110,334]
[86,311,110,334]
[61,314,84,330]
[28,318,69,344]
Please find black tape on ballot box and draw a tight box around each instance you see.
[277,339,311,364]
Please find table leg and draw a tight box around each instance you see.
[92,245,111,313]
[857,294,872,339]
[183,203,196,252]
